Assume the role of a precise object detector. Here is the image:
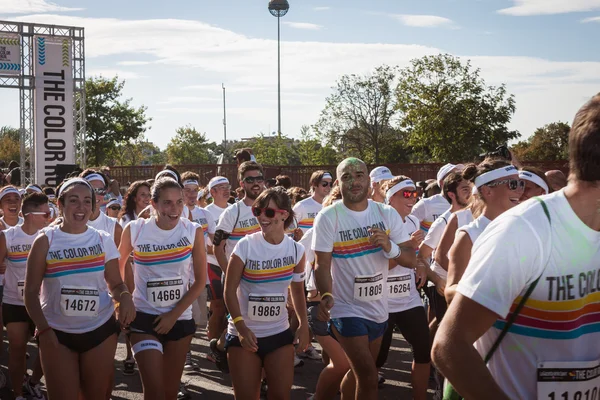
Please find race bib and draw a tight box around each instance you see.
[388,274,411,299]
[248,293,286,322]
[537,360,600,400]
[60,286,99,317]
[17,280,25,300]
[147,277,183,308]
[353,273,384,302]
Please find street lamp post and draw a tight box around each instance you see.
[268,0,289,137]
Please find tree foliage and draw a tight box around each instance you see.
[0,126,22,164]
[313,65,401,163]
[108,133,165,166]
[85,76,149,166]
[166,126,216,164]
[396,54,520,162]
[511,122,570,161]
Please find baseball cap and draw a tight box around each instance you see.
[437,163,465,187]
[369,166,394,184]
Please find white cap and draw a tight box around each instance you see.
[437,163,464,187]
[369,166,394,184]
[208,176,230,191]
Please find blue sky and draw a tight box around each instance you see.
[1,0,600,151]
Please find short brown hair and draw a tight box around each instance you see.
[287,186,308,205]
[238,161,264,182]
[521,166,551,192]
[253,187,295,229]
[22,192,49,215]
[181,171,201,183]
[569,94,600,182]
[275,175,292,189]
[309,170,332,187]
[442,172,465,203]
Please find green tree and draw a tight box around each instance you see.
[108,134,165,166]
[0,126,22,164]
[247,134,298,165]
[511,122,570,161]
[396,54,519,162]
[294,125,339,165]
[313,65,402,163]
[166,126,216,164]
[85,76,149,166]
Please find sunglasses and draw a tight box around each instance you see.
[320,181,333,188]
[243,176,265,184]
[401,190,419,199]
[93,188,107,195]
[486,179,525,191]
[108,206,121,211]
[25,211,51,218]
[252,207,287,218]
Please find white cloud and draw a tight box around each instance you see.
[390,14,456,28]
[498,0,600,16]
[582,16,600,22]
[0,0,82,13]
[87,68,145,80]
[157,96,220,105]
[116,61,155,66]
[282,21,323,30]
[313,6,331,11]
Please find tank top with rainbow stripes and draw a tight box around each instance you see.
[2,225,38,306]
[41,225,119,334]
[130,217,199,320]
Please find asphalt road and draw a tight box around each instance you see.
[0,328,435,399]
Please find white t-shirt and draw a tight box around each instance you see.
[457,215,491,244]
[87,212,118,238]
[188,206,216,245]
[215,201,260,262]
[2,225,38,306]
[130,217,199,320]
[410,194,450,233]
[293,197,322,233]
[457,190,600,399]
[312,200,410,323]
[205,203,228,266]
[41,225,120,334]
[388,214,423,313]
[299,228,316,292]
[227,232,305,338]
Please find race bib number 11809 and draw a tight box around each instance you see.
[537,360,600,400]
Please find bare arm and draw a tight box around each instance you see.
[113,223,123,248]
[434,215,459,272]
[290,255,309,350]
[214,240,228,272]
[314,251,333,296]
[24,234,51,330]
[432,294,509,400]
[118,225,135,292]
[171,228,207,318]
[0,233,7,275]
[445,231,473,305]
[104,258,136,326]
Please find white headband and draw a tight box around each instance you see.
[106,198,120,207]
[57,178,93,198]
[84,173,106,185]
[197,189,205,200]
[385,180,416,205]
[47,194,56,200]
[322,173,333,180]
[156,169,178,182]
[208,177,229,191]
[26,184,43,193]
[474,166,518,188]
[183,179,199,187]
[0,187,21,201]
[519,171,549,194]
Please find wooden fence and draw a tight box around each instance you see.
[108,161,569,190]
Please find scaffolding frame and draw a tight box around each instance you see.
[0,20,85,185]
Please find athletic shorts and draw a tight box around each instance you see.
[53,315,120,354]
[307,301,328,337]
[129,311,195,343]
[0,285,3,304]
[2,303,35,336]
[425,286,448,323]
[224,328,294,363]
[329,317,387,342]
[207,263,224,301]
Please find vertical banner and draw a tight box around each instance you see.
[0,33,21,75]
[34,36,74,186]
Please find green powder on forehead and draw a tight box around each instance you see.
[337,158,367,175]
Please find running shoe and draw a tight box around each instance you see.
[209,338,229,373]
[294,354,305,368]
[123,358,136,376]
[378,372,386,388]
[177,382,191,400]
[300,346,321,360]
[260,379,268,398]
[184,351,200,372]
[23,376,46,400]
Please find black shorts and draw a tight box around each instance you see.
[0,285,4,304]
[53,315,120,354]
[307,301,328,337]
[207,263,224,301]
[129,311,195,343]
[425,286,448,323]
[225,329,294,363]
[2,303,35,336]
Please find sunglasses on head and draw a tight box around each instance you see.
[243,176,265,184]
[25,211,51,218]
[252,207,286,218]
[93,188,107,195]
[486,179,525,191]
[320,181,333,188]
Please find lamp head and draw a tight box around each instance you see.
[268,0,289,17]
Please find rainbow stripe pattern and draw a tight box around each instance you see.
[45,254,105,278]
[7,251,28,263]
[332,230,390,259]
[493,291,600,340]
[420,220,433,232]
[229,224,260,241]
[242,263,295,284]
[134,246,192,267]
[298,218,314,230]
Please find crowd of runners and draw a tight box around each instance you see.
[0,94,598,400]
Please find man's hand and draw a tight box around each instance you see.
[368,227,392,253]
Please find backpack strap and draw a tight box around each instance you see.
[484,197,551,363]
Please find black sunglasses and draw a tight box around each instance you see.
[486,179,525,191]
[93,188,107,195]
[320,181,333,188]
[108,206,121,211]
[243,176,265,184]
[252,207,286,218]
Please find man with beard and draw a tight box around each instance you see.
[313,158,417,400]
[211,161,264,372]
